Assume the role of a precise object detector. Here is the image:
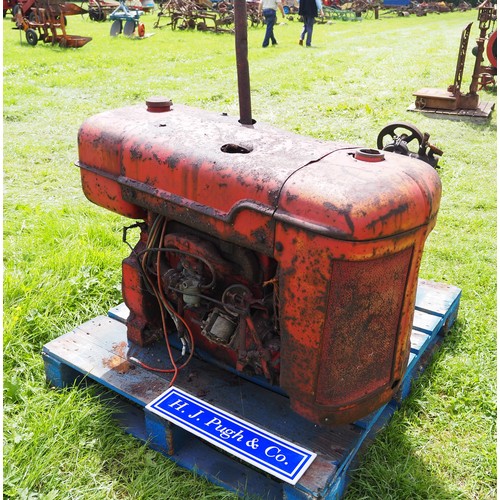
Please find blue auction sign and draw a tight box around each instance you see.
[146,386,316,485]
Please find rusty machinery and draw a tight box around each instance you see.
[153,0,237,32]
[413,6,497,111]
[77,0,443,426]
[474,8,497,90]
[14,0,91,47]
[108,0,144,37]
[85,0,150,22]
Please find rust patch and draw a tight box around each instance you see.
[102,355,131,374]
[366,203,409,231]
[102,341,132,374]
[298,455,337,490]
[127,379,168,401]
[113,341,128,357]
[130,146,143,161]
[323,201,355,235]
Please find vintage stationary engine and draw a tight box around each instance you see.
[77,99,442,426]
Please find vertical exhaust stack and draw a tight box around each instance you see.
[233,0,254,125]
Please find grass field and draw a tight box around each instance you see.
[3,6,497,499]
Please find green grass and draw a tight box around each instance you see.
[3,8,496,499]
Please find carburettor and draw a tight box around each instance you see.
[77,99,441,426]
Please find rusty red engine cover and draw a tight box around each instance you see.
[77,101,441,426]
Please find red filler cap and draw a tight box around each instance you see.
[354,148,385,162]
[146,97,173,112]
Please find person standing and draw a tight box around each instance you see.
[298,0,323,47]
[258,0,285,47]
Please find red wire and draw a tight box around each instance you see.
[132,217,195,387]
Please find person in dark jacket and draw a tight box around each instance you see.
[298,0,323,47]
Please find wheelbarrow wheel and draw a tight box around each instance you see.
[26,28,38,46]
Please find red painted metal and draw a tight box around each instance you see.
[77,101,441,425]
[486,30,497,68]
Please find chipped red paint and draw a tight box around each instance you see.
[77,102,441,425]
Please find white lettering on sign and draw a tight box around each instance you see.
[146,387,317,485]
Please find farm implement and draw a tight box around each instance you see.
[109,0,144,36]
[412,6,496,117]
[86,0,149,21]
[153,0,261,32]
[15,0,91,47]
[154,0,233,32]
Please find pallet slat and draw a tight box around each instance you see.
[407,101,495,120]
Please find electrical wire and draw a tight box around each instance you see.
[129,215,196,387]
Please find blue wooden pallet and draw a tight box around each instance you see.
[42,279,461,499]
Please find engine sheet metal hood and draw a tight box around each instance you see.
[276,149,442,241]
[78,103,338,215]
[78,103,441,243]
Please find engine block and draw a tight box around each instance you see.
[77,100,441,425]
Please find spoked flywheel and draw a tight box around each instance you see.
[377,121,443,169]
[377,122,424,155]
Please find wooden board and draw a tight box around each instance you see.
[408,101,495,120]
[42,279,461,499]
[413,88,458,110]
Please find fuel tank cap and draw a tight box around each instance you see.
[146,97,173,112]
[354,148,385,162]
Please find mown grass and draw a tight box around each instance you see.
[3,8,497,499]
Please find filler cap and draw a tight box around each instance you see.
[146,97,173,113]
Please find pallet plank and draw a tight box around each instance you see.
[407,101,495,120]
[410,329,430,353]
[416,279,462,317]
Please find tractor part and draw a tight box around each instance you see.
[413,7,496,111]
[77,100,442,426]
[75,0,442,428]
[377,122,443,169]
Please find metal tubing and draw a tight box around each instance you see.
[233,0,253,125]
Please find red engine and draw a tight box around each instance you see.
[77,100,441,425]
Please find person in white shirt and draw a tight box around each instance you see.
[258,0,285,47]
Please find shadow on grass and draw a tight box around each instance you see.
[345,322,480,499]
[344,419,462,500]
